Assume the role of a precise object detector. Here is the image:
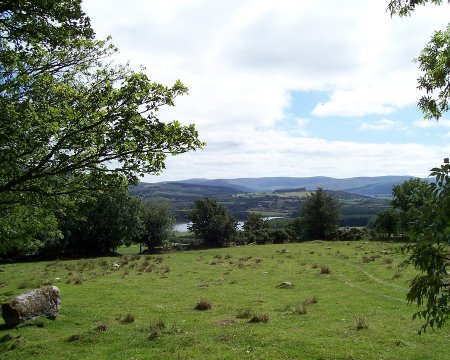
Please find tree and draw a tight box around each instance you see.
[0,0,202,253]
[139,202,175,251]
[58,187,143,256]
[400,162,450,333]
[391,178,431,233]
[0,205,62,258]
[299,188,340,240]
[373,208,400,239]
[389,0,450,332]
[188,198,237,247]
[0,0,202,203]
[243,212,271,244]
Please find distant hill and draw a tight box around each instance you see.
[171,176,420,197]
[130,182,242,199]
[130,179,391,223]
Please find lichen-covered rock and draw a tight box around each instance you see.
[1,286,61,327]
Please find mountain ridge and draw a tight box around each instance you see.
[161,175,423,197]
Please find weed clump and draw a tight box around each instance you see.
[67,334,82,342]
[147,319,166,340]
[118,313,135,324]
[194,299,212,311]
[291,304,307,315]
[304,295,318,304]
[248,314,269,323]
[93,322,108,332]
[355,316,368,330]
[235,308,252,319]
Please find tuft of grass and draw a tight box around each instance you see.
[67,334,82,342]
[93,322,108,332]
[194,299,212,311]
[118,313,135,324]
[292,304,308,315]
[248,314,269,323]
[235,308,252,319]
[145,319,183,341]
[355,316,369,330]
[304,295,318,304]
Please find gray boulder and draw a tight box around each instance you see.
[1,286,61,327]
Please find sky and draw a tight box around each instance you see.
[83,0,450,182]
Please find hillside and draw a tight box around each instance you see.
[172,176,419,197]
[130,181,389,225]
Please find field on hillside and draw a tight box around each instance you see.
[0,241,449,359]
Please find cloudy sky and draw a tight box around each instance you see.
[83,0,450,182]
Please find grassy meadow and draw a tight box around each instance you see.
[0,241,449,359]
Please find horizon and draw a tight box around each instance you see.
[143,174,426,185]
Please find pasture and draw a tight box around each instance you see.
[0,241,448,359]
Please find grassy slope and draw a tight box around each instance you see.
[0,242,449,359]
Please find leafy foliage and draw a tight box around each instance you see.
[390,1,450,331]
[188,198,237,247]
[392,178,431,234]
[400,162,450,333]
[57,187,143,256]
[298,188,340,240]
[243,212,271,244]
[0,204,62,258]
[139,202,175,250]
[389,0,450,120]
[0,0,203,204]
[373,209,400,239]
[0,0,202,254]
[388,0,445,16]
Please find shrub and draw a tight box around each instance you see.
[334,227,369,241]
[271,229,291,244]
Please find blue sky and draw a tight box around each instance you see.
[283,91,444,145]
[83,0,450,181]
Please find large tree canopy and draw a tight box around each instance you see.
[0,0,203,207]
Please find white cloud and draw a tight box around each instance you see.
[413,118,450,128]
[360,118,399,131]
[81,0,450,180]
[148,130,449,181]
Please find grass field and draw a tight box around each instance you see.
[0,241,449,359]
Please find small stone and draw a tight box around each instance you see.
[276,281,294,288]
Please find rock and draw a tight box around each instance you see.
[276,281,294,288]
[1,286,61,327]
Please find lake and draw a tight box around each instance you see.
[173,217,282,233]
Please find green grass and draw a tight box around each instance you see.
[0,241,449,359]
